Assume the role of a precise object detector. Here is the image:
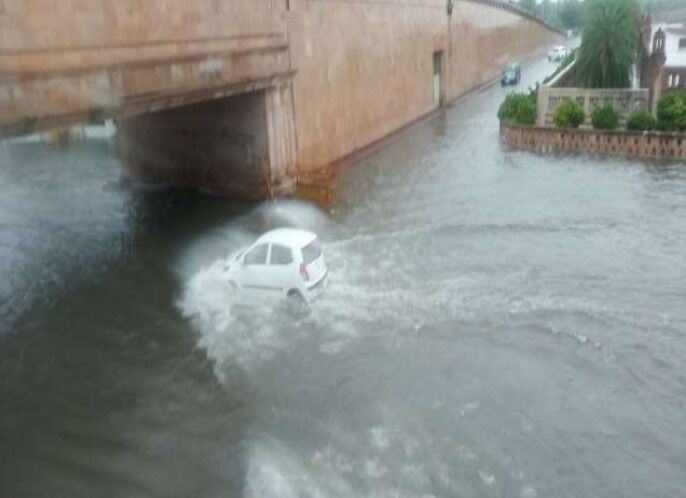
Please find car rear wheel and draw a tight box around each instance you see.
[228,281,238,297]
[287,290,309,317]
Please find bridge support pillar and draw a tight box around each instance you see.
[117,82,297,199]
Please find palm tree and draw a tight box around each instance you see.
[576,0,640,88]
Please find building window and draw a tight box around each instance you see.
[668,74,673,88]
[680,38,686,50]
[676,74,682,88]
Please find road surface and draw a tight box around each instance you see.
[1,56,685,498]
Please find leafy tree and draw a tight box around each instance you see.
[498,93,537,125]
[554,100,586,128]
[519,0,537,13]
[560,0,584,29]
[656,91,686,131]
[538,0,560,26]
[576,0,640,88]
[626,110,656,130]
[639,0,686,15]
[591,104,620,129]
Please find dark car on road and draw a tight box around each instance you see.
[501,62,521,86]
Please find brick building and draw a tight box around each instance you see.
[642,22,686,110]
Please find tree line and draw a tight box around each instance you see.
[517,0,684,31]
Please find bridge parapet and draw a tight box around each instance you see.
[0,0,290,136]
[463,0,566,36]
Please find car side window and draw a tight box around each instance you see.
[244,244,268,266]
[270,244,293,265]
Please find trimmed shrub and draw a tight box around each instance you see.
[656,91,686,132]
[626,110,656,131]
[553,100,586,129]
[497,93,537,126]
[591,104,619,130]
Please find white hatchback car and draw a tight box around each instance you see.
[224,228,328,310]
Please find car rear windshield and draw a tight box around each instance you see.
[302,239,322,264]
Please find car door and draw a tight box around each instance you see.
[269,243,296,294]
[240,243,272,298]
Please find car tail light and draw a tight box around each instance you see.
[299,263,310,281]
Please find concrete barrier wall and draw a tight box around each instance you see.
[0,0,292,135]
[537,87,650,127]
[501,121,686,161]
[289,0,564,170]
[0,0,286,73]
[288,0,446,169]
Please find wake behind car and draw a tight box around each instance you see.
[224,228,328,312]
[501,62,521,86]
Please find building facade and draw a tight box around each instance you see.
[642,22,686,111]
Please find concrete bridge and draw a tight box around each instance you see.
[0,0,563,198]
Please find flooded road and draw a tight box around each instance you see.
[1,57,686,497]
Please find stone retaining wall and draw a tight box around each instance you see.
[536,87,650,128]
[501,122,686,160]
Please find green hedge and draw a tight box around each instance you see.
[656,91,686,132]
[554,100,586,129]
[591,104,619,130]
[626,110,656,131]
[497,93,537,126]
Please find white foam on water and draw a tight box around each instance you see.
[254,199,332,235]
[245,437,353,498]
[174,202,546,497]
[175,200,339,379]
[242,423,453,498]
[369,426,392,451]
[478,470,496,487]
[177,255,290,381]
[521,485,538,498]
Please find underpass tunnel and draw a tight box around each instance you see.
[117,83,297,199]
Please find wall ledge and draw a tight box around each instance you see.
[462,0,567,37]
[500,121,686,161]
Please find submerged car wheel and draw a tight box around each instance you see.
[287,290,309,317]
[227,281,239,302]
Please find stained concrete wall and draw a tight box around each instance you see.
[0,0,285,72]
[0,0,292,135]
[288,0,563,170]
[288,0,447,169]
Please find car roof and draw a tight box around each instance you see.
[256,228,317,248]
